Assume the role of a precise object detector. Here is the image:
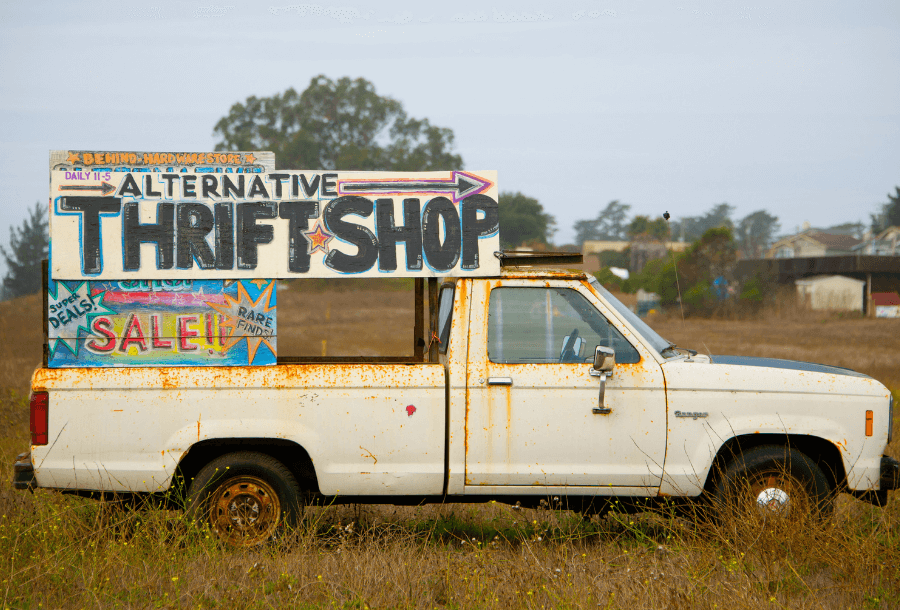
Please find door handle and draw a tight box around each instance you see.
[592,371,612,415]
[487,377,513,386]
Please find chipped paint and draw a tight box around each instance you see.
[33,363,444,391]
[359,446,377,465]
[463,277,667,488]
[30,362,446,495]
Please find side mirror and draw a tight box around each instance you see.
[593,346,616,372]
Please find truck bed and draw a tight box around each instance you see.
[31,364,447,495]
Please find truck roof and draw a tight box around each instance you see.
[496,266,588,280]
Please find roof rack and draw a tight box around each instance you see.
[494,250,584,267]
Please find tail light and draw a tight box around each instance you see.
[30,391,48,445]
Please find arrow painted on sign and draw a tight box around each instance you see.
[337,171,492,204]
[59,182,116,196]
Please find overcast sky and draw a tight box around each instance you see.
[1,0,898,265]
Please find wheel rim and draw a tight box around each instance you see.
[746,472,808,518]
[208,476,281,546]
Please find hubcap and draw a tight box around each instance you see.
[756,487,791,512]
[208,476,281,546]
[748,473,804,518]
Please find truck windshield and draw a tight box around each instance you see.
[586,276,673,356]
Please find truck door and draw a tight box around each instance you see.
[464,279,667,491]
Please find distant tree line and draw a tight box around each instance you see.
[572,201,780,260]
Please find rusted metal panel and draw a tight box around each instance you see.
[499,268,587,280]
[31,363,446,495]
[659,358,891,494]
[34,362,442,391]
[46,279,276,367]
[462,278,667,489]
[445,278,472,495]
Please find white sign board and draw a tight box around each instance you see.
[50,169,499,280]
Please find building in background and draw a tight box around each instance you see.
[872,292,900,318]
[853,226,900,256]
[582,240,689,274]
[767,224,861,259]
[795,275,866,312]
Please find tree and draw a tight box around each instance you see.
[626,215,669,241]
[213,75,463,171]
[498,192,556,248]
[572,200,631,246]
[871,186,900,232]
[735,210,779,258]
[670,203,735,243]
[627,227,736,316]
[1,202,48,300]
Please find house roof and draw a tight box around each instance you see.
[872,292,900,306]
[770,230,862,252]
[877,226,900,240]
[805,231,861,251]
[795,274,865,287]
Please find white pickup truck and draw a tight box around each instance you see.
[15,261,899,545]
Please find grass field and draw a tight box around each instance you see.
[1,287,898,609]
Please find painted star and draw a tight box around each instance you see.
[47,281,117,356]
[243,153,256,164]
[67,152,81,164]
[208,281,276,364]
[303,221,334,255]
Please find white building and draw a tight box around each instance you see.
[795,275,866,312]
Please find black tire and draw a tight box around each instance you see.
[713,445,833,525]
[185,451,302,546]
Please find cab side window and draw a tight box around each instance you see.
[487,287,640,364]
[437,284,455,354]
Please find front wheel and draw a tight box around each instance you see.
[186,451,302,546]
[712,445,833,526]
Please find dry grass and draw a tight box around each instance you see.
[1,289,899,608]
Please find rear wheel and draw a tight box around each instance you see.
[186,451,302,546]
[713,445,833,526]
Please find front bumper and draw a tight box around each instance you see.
[12,451,36,491]
[882,455,900,491]
[852,455,900,507]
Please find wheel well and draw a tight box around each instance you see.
[704,434,846,493]
[175,438,319,496]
